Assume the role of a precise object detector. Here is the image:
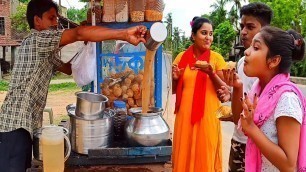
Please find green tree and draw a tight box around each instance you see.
[164,13,173,52]
[199,0,238,59]
[211,20,236,58]
[300,0,306,37]
[209,0,227,28]
[11,2,30,39]
[172,27,181,58]
[67,7,87,24]
[249,0,306,76]
[249,0,304,33]
[226,0,246,30]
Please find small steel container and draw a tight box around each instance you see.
[75,91,108,120]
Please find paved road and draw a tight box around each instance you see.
[298,84,306,96]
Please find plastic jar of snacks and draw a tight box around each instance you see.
[145,0,164,21]
[129,0,145,22]
[115,0,128,22]
[87,0,102,23]
[113,100,128,140]
[102,0,115,22]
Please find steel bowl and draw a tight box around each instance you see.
[75,91,108,120]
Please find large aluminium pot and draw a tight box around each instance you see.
[67,104,115,155]
[75,91,108,120]
[125,107,170,147]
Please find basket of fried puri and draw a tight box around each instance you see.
[216,105,233,120]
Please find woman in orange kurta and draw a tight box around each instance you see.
[172,17,227,172]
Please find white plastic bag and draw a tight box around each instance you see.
[71,42,96,87]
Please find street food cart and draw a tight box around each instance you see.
[30,0,173,171]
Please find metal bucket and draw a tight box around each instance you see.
[75,91,108,120]
[67,104,114,155]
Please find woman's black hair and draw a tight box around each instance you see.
[26,0,59,29]
[260,26,305,73]
[190,17,212,42]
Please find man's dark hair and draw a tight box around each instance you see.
[240,2,273,26]
[26,0,59,29]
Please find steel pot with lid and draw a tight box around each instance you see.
[67,104,115,155]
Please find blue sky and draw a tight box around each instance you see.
[57,0,246,37]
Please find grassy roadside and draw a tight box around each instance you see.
[0,73,80,92]
[0,80,79,92]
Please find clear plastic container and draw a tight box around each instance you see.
[102,0,116,22]
[129,0,145,22]
[113,100,128,140]
[145,0,164,21]
[115,0,128,22]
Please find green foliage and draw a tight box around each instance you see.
[200,0,238,59]
[226,0,246,30]
[0,80,9,91]
[301,0,306,37]
[269,0,301,31]
[169,0,238,60]
[172,39,192,60]
[249,0,304,34]
[0,80,79,92]
[82,84,92,92]
[67,7,87,24]
[171,26,192,59]
[48,82,80,92]
[291,59,306,77]
[210,45,222,56]
[11,3,30,33]
[249,0,306,76]
[18,0,29,3]
[209,10,227,29]
[209,0,227,28]
[164,13,173,51]
[212,20,237,59]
